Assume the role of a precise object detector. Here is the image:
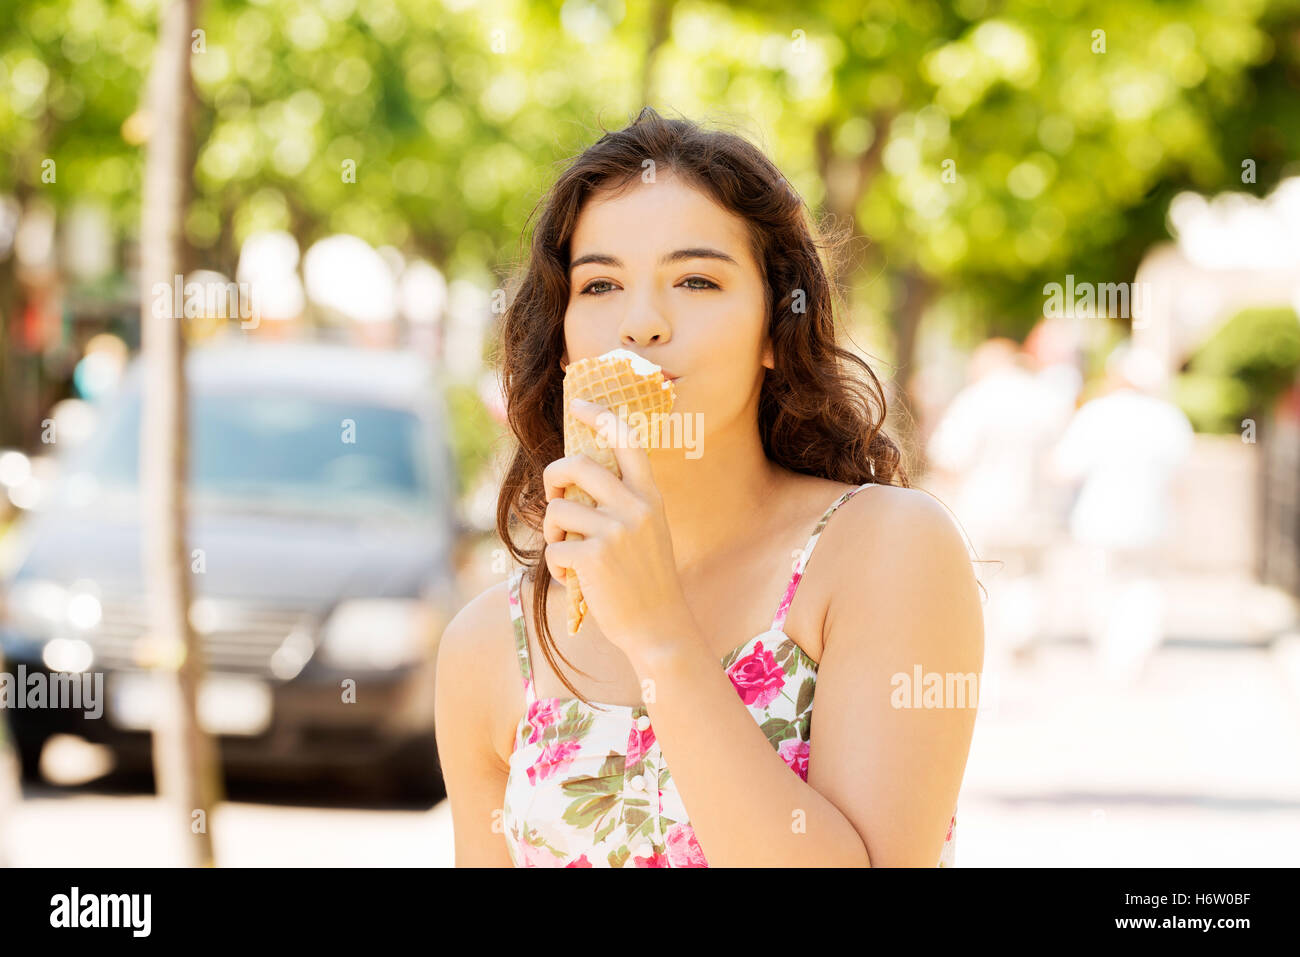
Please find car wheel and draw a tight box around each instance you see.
[106,745,155,784]
[383,732,445,804]
[14,730,47,782]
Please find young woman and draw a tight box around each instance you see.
[435,107,984,868]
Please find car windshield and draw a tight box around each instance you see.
[55,387,440,519]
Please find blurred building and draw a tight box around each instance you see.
[1134,177,1300,602]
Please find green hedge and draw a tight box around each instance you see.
[443,381,506,496]
[1173,306,1300,433]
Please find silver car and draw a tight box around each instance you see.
[0,339,465,801]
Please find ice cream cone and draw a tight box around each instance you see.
[561,349,675,635]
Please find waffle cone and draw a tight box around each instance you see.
[561,353,676,635]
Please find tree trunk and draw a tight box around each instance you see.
[640,0,674,107]
[813,110,893,279]
[892,265,934,478]
[0,648,20,866]
[812,112,933,473]
[139,0,221,868]
[0,249,17,447]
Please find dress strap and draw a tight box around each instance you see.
[770,482,877,632]
[507,567,536,706]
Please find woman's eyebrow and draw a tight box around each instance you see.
[569,247,739,272]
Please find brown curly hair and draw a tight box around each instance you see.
[494,106,908,709]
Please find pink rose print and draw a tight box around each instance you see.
[565,853,592,868]
[632,847,669,867]
[526,697,563,745]
[664,822,708,867]
[526,739,581,785]
[777,738,811,781]
[726,640,786,709]
[519,838,566,868]
[772,573,802,626]
[625,724,656,767]
[946,814,955,842]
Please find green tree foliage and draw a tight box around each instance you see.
[3,0,1300,467]
[1174,306,1300,432]
[6,1,1296,310]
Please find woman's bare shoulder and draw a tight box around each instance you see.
[802,482,984,681]
[444,576,516,641]
[773,471,861,521]
[821,484,981,639]
[436,575,524,764]
[824,483,974,572]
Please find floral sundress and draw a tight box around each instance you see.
[501,481,959,867]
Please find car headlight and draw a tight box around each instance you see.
[3,579,68,633]
[1,578,102,637]
[318,598,437,670]
[43,636,95,672]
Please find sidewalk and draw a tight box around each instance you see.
[2,777,456,867]
[6,530,1298,867]
[956,633,1300,866]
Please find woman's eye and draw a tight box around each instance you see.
[579,277,718,295]
[680,276,719,291]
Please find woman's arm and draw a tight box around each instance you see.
[628,486,984,866]
[434,584,517,868]
[808,486,984,865]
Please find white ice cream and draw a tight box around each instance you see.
[600,347,662,378]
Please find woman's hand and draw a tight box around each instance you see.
[542,397,697,660]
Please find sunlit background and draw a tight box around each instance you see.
[2,0,1300,866]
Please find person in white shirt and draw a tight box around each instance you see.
[1050,342,1195,684]
[927,339,1080,671]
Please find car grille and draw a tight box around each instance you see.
[90,597,317,675]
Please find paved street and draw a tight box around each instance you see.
[5,622,1299,866]
[5,527,1300,868]
[4,761,457,868]
[957,637,1300,866]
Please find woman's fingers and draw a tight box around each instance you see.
[568,398,657,499]
[543,494,617,583]
[544,537,587,584]
[543,496,616,545]
[540,398,662,589]
[544,537,569,582]
[542,451,638,512]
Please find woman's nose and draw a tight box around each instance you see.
[623,330,663,345]
[618,296,671,346]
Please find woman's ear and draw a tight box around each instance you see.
[761,340,774,370]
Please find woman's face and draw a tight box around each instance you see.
[561,170,772,431]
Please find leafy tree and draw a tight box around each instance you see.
[3,0,1299,462]
[1175,306,1300,432]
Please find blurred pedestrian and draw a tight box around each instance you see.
[927,338,1076,670]
[1049,342,1194,685]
